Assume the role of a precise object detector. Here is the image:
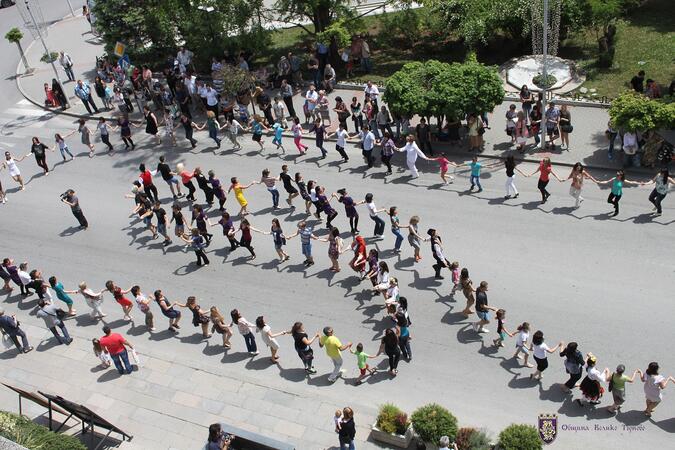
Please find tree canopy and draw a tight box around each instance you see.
[5,27,23,44]
[93,0,267,69]
[609,92,675,132]
[383,58,504,120]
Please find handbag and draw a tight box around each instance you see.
[608,373,614,392]
[561,124,573,133]
[130,349,141,366]
[478,127,486,136]
[2,333,13,350]
[56,308,67,320]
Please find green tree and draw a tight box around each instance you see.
[609,91,675,132]
[270,0,351,33]
[384,57,503,121]
[92,0,265,69]
[5,27,30,72]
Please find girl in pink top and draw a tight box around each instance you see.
[450,261,460,295]
[434,156,454,184]
[291,117,309,154]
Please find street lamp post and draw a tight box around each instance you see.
[539,0,548,149]
[24,0,70,108]
[65,0,75,16]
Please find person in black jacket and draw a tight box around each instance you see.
[338,407,356,450]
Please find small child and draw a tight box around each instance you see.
[350,343,377,385]
[272,123,285,154]
[513,322,533,368]
[434,156,454,184]
[493,309,513,348]
[333,409,342,433]
[92,338,112,368]
[449,261,460,295]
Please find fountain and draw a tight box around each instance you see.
[500,0,584,93]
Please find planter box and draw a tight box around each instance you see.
[370,423,414,448]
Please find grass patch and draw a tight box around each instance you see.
[256,1,674,96]
[561,0,675,97]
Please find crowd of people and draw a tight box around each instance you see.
[2,40,673,450]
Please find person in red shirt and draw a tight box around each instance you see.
[99,326,134,375]
[138,163,159,203]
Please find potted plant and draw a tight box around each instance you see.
[497,424,542,450]
[370,403,413,448]
[411,403,458,449]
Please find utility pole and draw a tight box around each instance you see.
[24,0,70,108]
[65,0,75,17]
[540,0,548,149]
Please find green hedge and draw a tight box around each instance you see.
[0,411,87,450]
[498,423,542,450]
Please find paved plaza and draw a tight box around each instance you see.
[0,8,674,450]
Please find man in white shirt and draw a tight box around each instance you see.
[305,84,319,119]
[58,51,75,82]
[204,83,219,114]
[358,125,376,168]
[176,47,193,74]
[395,134,430,178]
[364,80,379,108]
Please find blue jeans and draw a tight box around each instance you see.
[370,119,380,139]
[111,349,133,374]
[470,175,482,189]
[268,188,279,208]
[49,320,71,344]
[59,146,74,160]
[340,440,355,450]
[243,332,257,352]
[209,129,221,145]
[392,228,404,251]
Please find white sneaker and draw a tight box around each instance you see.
[478,327,489,333]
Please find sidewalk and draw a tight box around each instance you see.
[16,16,646,174]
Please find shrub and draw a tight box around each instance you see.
[498,424,542,450]
[40,51,59,64]
[0,411,87,450]
[455,427,491,450]
[411,403,458,444]
[376,403,410,435]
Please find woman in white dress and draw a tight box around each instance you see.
[256,316,286,362]
[394,134,430,179]
[3,151,27,190]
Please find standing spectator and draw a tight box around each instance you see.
[630,70,645,93]
[99,326,134,375]
[176,46,194,74]
[606,120,618,160]
[279,79,296,119]
[641,362,675,417]
[415,118,433,156]
[58,52,75,82]
[519,85,533,122]
[319,326,352,382]
[0,307,32,353]
[36,299,72,345]
[361,36,372,73]
[544,102,560,149]
[316,40,330,74]
[74,80,99,114]
[61,189,88,230]
[364,81,379,109]
[338,407,356,450]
